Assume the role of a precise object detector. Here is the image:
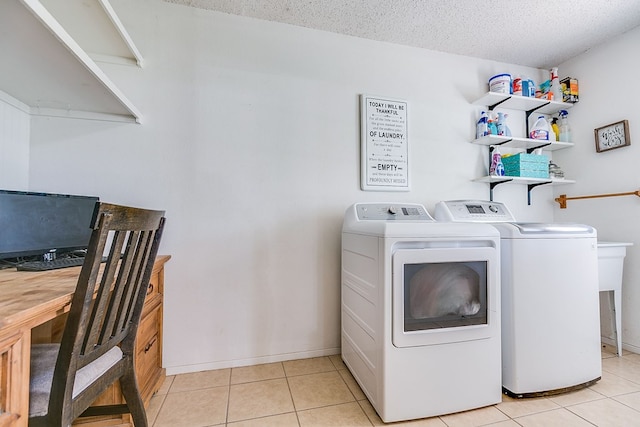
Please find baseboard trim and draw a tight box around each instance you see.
[166,347,341,376]
[602,337,639,355]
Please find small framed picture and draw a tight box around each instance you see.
[595,120,630,153]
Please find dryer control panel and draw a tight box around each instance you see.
[355,203,433,221]
[435,200,516,222]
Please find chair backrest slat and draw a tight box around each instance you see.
[83,227,126,351]
[97,232,137,347]
[115,231,154,334]
[58,203,165,371]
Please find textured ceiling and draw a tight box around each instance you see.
[165,0,640,69]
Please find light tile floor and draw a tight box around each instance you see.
[146,345,640,426]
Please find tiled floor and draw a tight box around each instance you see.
[146,345,640,426]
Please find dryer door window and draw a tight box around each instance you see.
[392,246,498,348]
[403,261,487,331]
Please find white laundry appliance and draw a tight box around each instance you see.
[341,202,502,422]
[435,200,601,397]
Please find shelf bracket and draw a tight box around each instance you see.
[487,97,510,111]
[526,141,551,153]
[493,139,513,147]
[489,178,513,201]
[527,181,552,205]
[525,102,550,136]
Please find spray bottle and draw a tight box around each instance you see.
[496,112,512,136]
[558,110,571,142]
[550,67,562,101]
[487,112,498,136]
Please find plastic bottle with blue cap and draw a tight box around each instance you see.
[476,111,489,139]
[521,77,535,97]
[559,110,571,142]
[496,112,511,136]
[529,116,550,140]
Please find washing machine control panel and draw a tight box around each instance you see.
[355,203,434,221]
[434,200,516,222]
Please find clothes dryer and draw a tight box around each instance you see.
[341,203,501,422]
[435,200,601,397]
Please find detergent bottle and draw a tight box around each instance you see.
[476,111,489,139]
[489,146,505,176]
[559,110,572,142]
[522,77,535,97]
[529,115,550,140]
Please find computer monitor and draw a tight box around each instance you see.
[0,189,99,262]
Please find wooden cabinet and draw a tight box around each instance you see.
[74,255,169,426]
[0,255,170,427]
[135,256,167,407]
[0,333,28,427]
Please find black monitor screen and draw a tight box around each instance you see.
[0,190,99,260]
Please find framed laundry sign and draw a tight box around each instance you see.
[360,94,409,191]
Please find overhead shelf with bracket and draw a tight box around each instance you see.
[474,176,576,204]
[472,92,573,116]
[40,0,144,67]
[470,91,577,203]
[471,134,574,153]
[0,0,143,123]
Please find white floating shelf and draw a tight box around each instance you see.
[40,0,144,67]
[474,176,550,185]
[473,176,575,185]
[549,178,576,185]
[473,92,574,116]
[0,0,142,123]
[471,135,574,151]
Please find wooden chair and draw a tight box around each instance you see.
[28,202,166,427]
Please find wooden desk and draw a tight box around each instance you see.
[0,255,170,427]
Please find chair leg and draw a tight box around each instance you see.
[119,368,148,427]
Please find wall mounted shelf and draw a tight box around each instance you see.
[471,91,577,204]
[40,0,144,67]
[472,92,573,116]
[473,176,576,204]
[471,135,574,153]
[0,0,142,123]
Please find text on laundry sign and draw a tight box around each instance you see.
[368,100,405,116]
[369,131,404,139]
[377,164,400,171]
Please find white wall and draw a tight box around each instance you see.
[24,0,557,374]
[554,25,640,353]
[0,92,30,190]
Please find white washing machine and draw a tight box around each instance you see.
[341,202,502,422]
[435,200,601,397]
